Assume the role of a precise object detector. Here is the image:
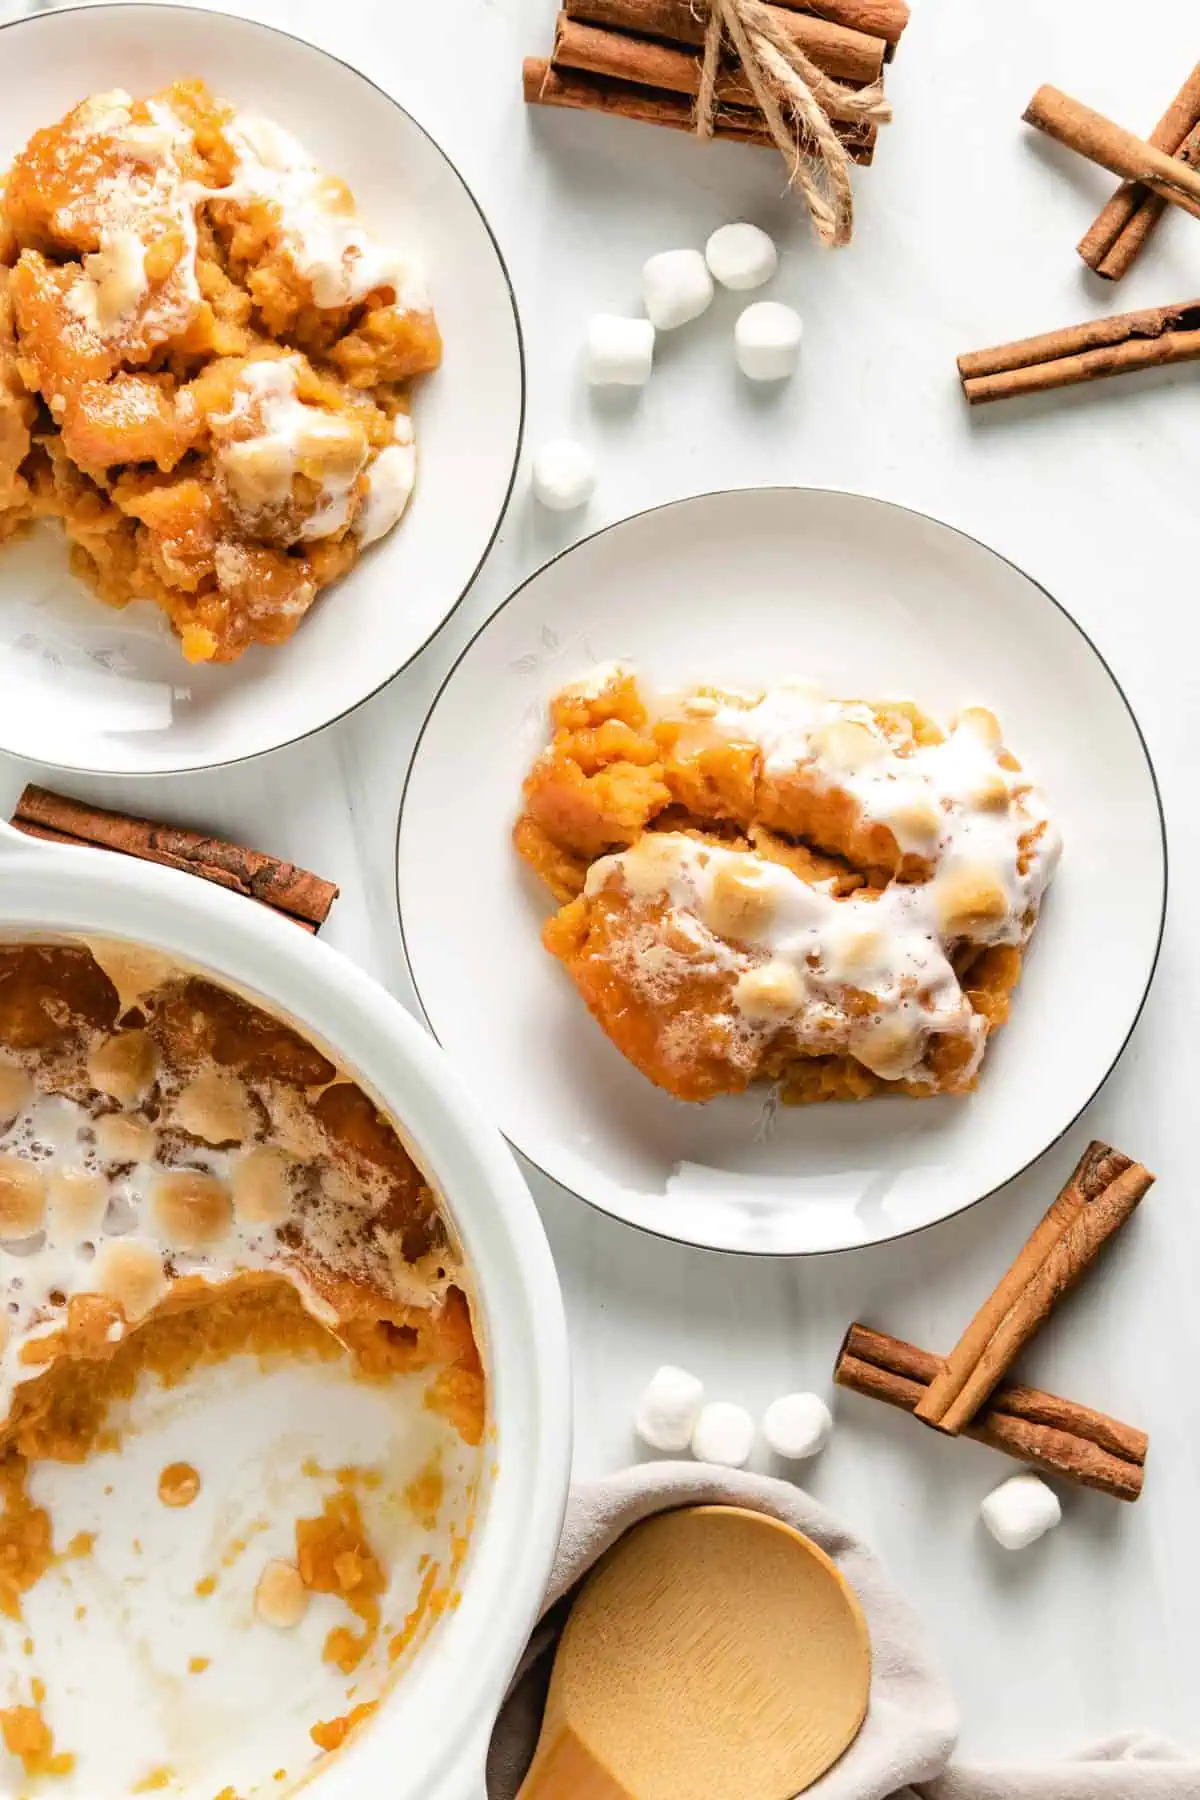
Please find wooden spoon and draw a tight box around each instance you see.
[516,1505,871,1800]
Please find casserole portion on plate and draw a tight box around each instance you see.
[517,667,1060,1104]
[0,80,438,663]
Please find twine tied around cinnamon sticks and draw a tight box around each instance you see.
[693,0,891,244]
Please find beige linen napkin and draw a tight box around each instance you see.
[486,1465,1197,1800]
[911,1734,1197,1798]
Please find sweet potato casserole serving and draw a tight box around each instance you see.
[0,938,482,1782]
[516,668,1061,1103]
[0,81,440,662]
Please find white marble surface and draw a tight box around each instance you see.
[2,0,1198,1763]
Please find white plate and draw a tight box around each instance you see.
[396,488,1166,1256]
[0,3,523,774]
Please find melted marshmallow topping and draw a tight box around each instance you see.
[221,113,428,312]
[59,92,203,345]
[212,357,370,540]
[583,678,1061,1087]
[682,680,1046,863]
[57,91,426,333]
[356,414,416,545]
[0,940,460,1428]
[49,89,424,548]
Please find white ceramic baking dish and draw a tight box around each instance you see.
[0,819,571,1800]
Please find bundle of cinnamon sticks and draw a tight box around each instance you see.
[524,0,910,164]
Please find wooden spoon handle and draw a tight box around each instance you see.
[516,1725,635,1799]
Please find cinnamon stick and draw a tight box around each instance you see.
[773,0,909,49]
[562,0,887,86]
[556,16,754,112]
[1089,122,1200,280]
[554,16,874,123]
[915,1143,1153,1434]
[835,1325,1146,1502]
[1024,85,1200,223]
[524,58,877,162]
[1078,64,1200,280]
[10,786,338,931]
[957,297,1200,403]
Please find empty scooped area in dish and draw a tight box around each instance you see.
[8,1331,475,1799]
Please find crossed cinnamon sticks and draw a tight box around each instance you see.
[1026,85,1200,229]
[834,1142,1154,1501]
[1075,65,1200,280]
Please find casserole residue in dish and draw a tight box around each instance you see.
[0,938,483,1797]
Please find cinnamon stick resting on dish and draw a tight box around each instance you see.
[957,297,1200,403]
[10,786,339,931]
[1078,64,1200,280]
[915,1142,1154,1433]
[835,1325,1147,1502]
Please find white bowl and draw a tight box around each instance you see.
[0,3,523,774]
[0,820,570,1800]
[396,488,1166,1256]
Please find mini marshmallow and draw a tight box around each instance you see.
[980,1473,1062,1550]
[762,1392,833,1461]
[705,222,778,291]
[642,248,713,330]
[634,1365,705,1453]
[735,301,803,382]
[691,1400,755,1469]
[532,438,596,512]
[585,314,655,386]
[255,1559,308,1629]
